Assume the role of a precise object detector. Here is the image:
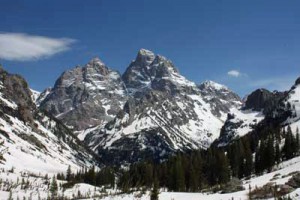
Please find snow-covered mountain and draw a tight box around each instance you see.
[198,80,242,120]
[81,50,242,164]
[0,66,96,174]
[278,77,300,132]
[35,49,300,164]
[216,84,295,146]
[35,87,51,107]
[39,57,127,131]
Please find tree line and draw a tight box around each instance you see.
[118,125,300,192]
[57,125,300,194]
[57,165,115,189]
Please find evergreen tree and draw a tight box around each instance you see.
[192,151,203,190]
[216,151,230,184]
[50,177,58,198]
[150,178,159,200]
[143,163,154,188]
[275,142,281,164]
[170,156,185,191]
[228,142,240,178]
[7,190,13,200]
[296,127,300,154]
[66,165,72,182]
[118,170,130,193]
[265,136,275,172]
[283,126,294,160]
[241,137,253,177]
[187,163,197,192]
[255,141,262,174]
[84,166,96,185]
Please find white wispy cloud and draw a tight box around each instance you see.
[0,33,76,61]
[227,70,241,77]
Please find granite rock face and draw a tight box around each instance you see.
[39,58,127,130]
[243,89,285,114]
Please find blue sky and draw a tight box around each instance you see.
[1,0,300,96]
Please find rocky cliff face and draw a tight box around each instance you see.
[268,78,300,129]
[243,89,286,115]
[122,49,197,97]
[0,66,96,172]
[39,58,127,131]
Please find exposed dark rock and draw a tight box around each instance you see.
[295,77,300,85]
[243,89,286,115]
[286,172,300,188]
[39,57,127,130]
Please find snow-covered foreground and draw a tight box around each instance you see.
[1,156,300,199]
[0,169,110,200]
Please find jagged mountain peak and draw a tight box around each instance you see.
[136,48,155,64]
[199,80,229,91]
[40,57,127,131]
[295,77,300,85]
[123,49,194,96]
[57,57,109,84]
[85,57,109,75]
[87,56,105,66]
[243,88,277,112]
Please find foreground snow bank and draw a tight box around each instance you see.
[2,155,300,199]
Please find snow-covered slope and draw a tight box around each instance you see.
[216,88,287,146]
[198,80,242,120]
[0,67,96,174]
[30,89,40,104]
[217,109,264,146]
[281,78,300,132]
[4,154,300,199]
[35,87,51,107]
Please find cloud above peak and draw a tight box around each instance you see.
[227,70,241,77]
[0,33,76,61]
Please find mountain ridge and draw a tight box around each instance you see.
[0,66,98,173]
[38,49,243,164]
